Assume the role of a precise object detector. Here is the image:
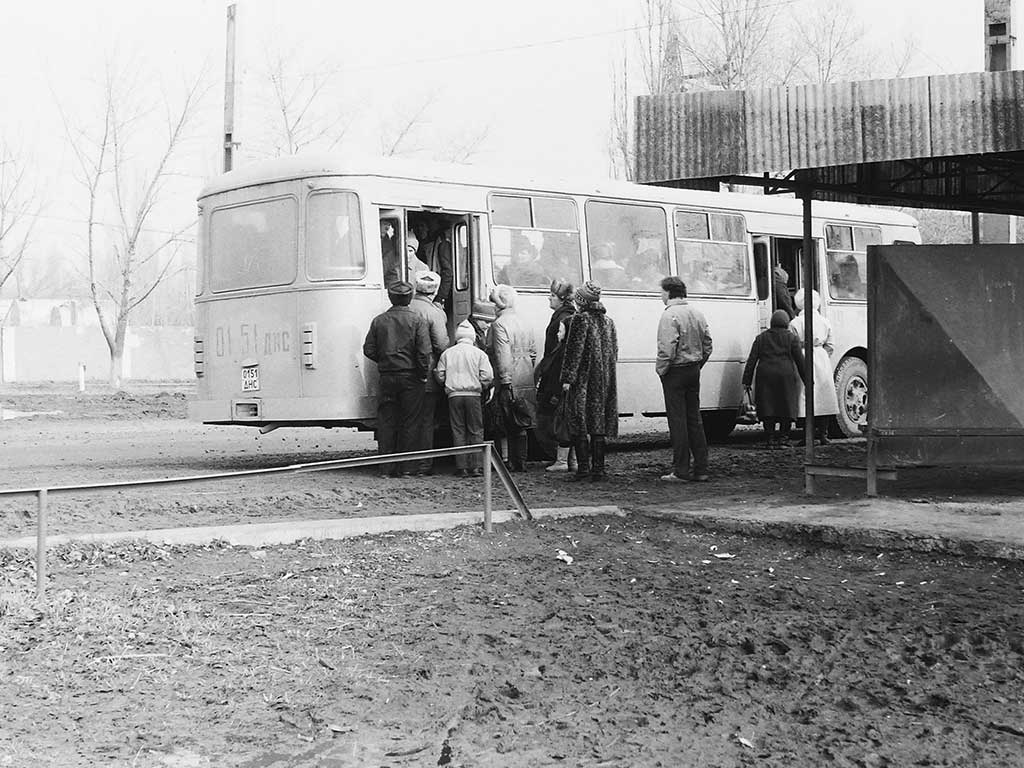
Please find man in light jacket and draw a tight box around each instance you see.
[656,276,713,483]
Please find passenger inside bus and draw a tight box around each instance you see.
[830,254,865,299]
[689,260,721,293]
[409,215,454,307]
[380,219,401,288]
[627,247,666,290]
[590,244,629,289]
[497,234,547,288]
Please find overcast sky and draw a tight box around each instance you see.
[0,0,986,257]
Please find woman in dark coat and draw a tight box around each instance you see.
[560,280,618,480]
[534,279,576,468]
[742,309,806,448]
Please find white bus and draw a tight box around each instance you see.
[188,155,920,439]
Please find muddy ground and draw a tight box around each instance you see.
[2,384,1024,767]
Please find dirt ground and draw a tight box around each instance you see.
[2,384,1024,767]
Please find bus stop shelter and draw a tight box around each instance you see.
[633,69,1024,494]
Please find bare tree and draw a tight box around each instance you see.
[608,0,685,180]
[785,0,916,84]
[257,48,352,156]
[677,0,783,90]
[0,140,39,296]
[434,125,491,165]
[61,62,207,387]
[638,0,686,95]
[609,46,636,180]
[378,93,437,158]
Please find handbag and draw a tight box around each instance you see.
[736,389,758,425]
[483,389,506,438]
[552,394,572,443]
[509,391,536,429]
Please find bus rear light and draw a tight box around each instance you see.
[301,323,318,369]
[194,337,205,377]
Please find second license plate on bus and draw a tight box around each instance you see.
[241,365,260,392]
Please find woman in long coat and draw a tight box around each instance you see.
[742,309,806,448]
[790,288,839,445]
[534,278,576,469]
[486,284,537,471]
[560,280,618,481]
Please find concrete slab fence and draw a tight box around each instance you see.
[0,326,194,382]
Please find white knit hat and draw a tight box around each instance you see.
[455,320,475,342]
[414,270,441,295]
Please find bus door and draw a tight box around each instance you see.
[753,235,819,315]
[775,237,819,297]
[449,215,479,341]
[752,236,772,330]
[377,208,406,289]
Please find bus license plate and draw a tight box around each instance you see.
[242,365,260,392]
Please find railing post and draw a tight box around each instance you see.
[482,443,493,533]
[36,488,47,601]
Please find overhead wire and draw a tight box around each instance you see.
[274,0,802,79]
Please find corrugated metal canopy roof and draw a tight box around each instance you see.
[635,70,1024,215]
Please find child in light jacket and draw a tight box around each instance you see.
[435,320,494,477]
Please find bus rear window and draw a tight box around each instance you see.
[307,191,365,281]
[210,197,297,292]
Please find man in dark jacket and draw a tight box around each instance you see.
[363,282,432,476]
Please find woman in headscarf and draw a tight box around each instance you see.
[486,284,537,471]
[560,280,618,481]
[534,279,577,471]
[742,310,806,448]
[790,288,839,445]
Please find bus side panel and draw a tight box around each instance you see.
[190,292,301,422]
[298,287,383,421]
[827,302,867,361]
[517,292,758,417]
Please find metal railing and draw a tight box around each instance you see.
[0,442,531,599]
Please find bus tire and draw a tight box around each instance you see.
[702,410,737,443]
[834,356,868,438]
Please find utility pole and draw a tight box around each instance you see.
[223,3,237,173]
[975,0,1017,243]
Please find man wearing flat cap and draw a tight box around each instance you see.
[363,281,432,477]
[409,271,450,474]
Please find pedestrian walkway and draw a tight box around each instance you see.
[646,496,1024,561]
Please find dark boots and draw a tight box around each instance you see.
[572,436,590,481]
[572,435,607,481]
[590,436,607,481]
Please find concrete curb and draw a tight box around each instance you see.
[0,505,625,550]
[642,507,1024,562]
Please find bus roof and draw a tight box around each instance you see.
[198,153,919,228]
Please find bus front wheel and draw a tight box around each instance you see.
[834,356,868,438]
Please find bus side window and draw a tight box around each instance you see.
[454,223,469,292]
[753,240,769,300]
